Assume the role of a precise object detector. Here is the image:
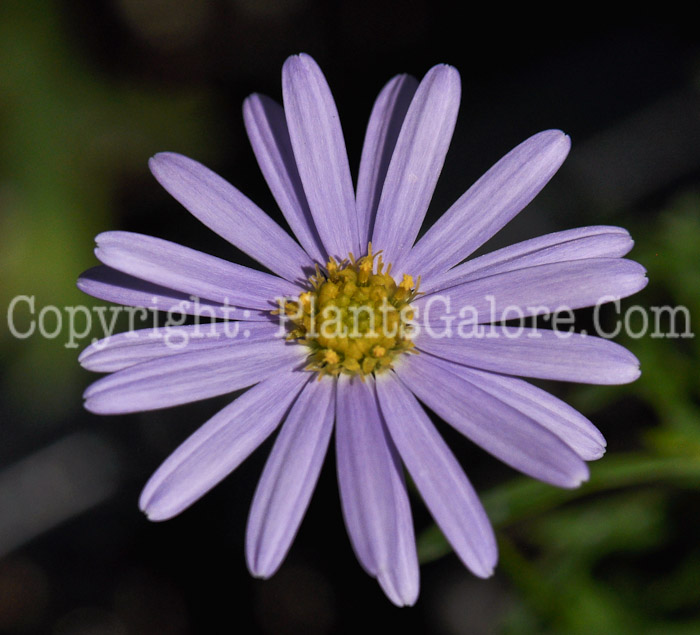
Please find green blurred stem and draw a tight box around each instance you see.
[417,452,700,564]
[495,533,559,618]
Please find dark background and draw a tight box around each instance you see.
[2,3,700,633]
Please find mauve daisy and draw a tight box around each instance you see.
[78,53,647,605]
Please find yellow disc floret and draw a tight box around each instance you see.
[278,244,421,378]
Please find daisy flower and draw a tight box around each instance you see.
[78,53,647,605]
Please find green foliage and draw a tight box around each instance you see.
[0,0,218,418]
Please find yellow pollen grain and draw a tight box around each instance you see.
[323,349,340,365]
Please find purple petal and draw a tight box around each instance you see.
[83,338,306,414]
[376,374,497,577]
[246,377,335,577]
[371,64,461,265]
[356,74,419,245]
[399,130,571,279]
[94,231,302,312]
[415,327,641,384]
[243,94,326,263]
[282,53,360,259]
[139,369,310,521]
[444,366,606,461]
[427,226,634,293]
[80,321,283,373]
[335,375,419,606]
[78,266,270,321]
[396,354,589,488]
[149,152,314,282]
[416,258,648,326]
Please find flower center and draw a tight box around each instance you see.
[278,245,420,378]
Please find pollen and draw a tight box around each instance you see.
[279,244,421,378]
[323,349,340,365]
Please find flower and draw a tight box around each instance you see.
[78,53,648,605]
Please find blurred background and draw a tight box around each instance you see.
[2,2,700,633]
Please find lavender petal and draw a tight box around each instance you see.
[282,53,360,259]
[426,226,634,293]
[246,377,335,577]
[78,266,270,321]
[149,152,314,282]
[80,321,282,373]
[371,64,461,265]
[336,375,419,606]
[399,130,571,279]
[417,258,648,326]
[415,327,641,384]
[376,374,497,577]
[139,369,310,521]
[443,365,606,461]
[243,94,326,263]
[83,338,306,414]
[356,74,418,245]
[94,231,301,312]
[396,354,589,488]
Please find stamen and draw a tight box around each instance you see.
[280,244,420,378]
[323,349,340,365]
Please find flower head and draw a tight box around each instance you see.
[280,243,421,377]
[78,53,647,605]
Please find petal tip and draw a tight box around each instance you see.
[148,151,187,178]
[608,346,642,384]
[470,542,499,579]
[76,277,93,297]
[589,445,607,461]
[627,365,642,383]
[472,565,496,580]
[424,62,461,94]
[283,52,319,77]
[82,397,102,415]
[77,347,92,366]
[148,151,171,169]
[141,507,169,523]
[139,491,175,522]
[246,554,277,580]
[550,128,571,150]
[569,464,591,489]
[379,573,419,607]
[93,230,114,246]
[294,52,320,68]
[532,129,571,159]
[428,62,459,76]
[242,92,266,117]
[84,392,127,415]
